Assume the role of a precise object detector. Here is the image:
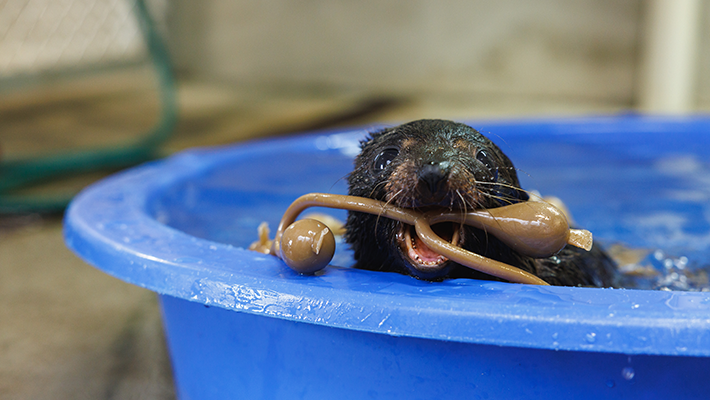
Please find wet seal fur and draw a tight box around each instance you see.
[344,119,617,287]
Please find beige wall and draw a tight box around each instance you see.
[698,2,710,106]
[166,0,710,109]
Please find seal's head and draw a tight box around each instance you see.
[345,119,529,280]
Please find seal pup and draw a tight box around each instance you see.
[344,119,616,287]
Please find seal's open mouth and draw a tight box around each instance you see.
[397,221,460,273]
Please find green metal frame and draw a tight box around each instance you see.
[0,0,178,213]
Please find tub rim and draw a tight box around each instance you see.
[64,115,710,357]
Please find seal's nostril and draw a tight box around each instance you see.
[418,163,448,195]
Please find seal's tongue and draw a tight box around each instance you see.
[408,234,444,264]
[401,223,458,269]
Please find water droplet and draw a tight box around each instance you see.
[585,332,597,343]
[621,367,635,380]
[174,256,202,264]
[653,250,664,260]
[606,379,616,388]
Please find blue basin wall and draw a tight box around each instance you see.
[160,295,708,399]
[64,116,710,399]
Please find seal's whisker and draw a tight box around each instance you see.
[448,188,456,211]
[475,180,533,195]
[376,188,403,231]
[331,173,352,192]
[455,189,469,233]
[368,180,389,199]
[481,192,518,206]
[371,188,404,250]
[474,180,534,204]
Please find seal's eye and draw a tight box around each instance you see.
[374,148,399,170]
[476,149,498,182]
[476,149,494,169]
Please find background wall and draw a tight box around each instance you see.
[165,0,655,108]
[697,2,710,106]
[3,0,707,113]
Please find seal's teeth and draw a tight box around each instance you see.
[419,256,446,266]
[399,222,450,270]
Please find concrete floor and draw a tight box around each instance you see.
[0,219,174,400]
[0,70,625,399]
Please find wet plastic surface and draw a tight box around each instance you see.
[160,294,708,400]
[64,116,710,399]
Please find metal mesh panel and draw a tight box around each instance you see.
[0,0,168,79]
[0,0,176,213]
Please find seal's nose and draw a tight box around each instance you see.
[418,162,450,201]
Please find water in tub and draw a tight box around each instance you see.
[153,131,710,291]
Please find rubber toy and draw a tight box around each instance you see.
[250,193,594,285]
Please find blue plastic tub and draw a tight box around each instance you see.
[64,116,710,399]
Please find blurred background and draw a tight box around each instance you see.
[1,0,708,398]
